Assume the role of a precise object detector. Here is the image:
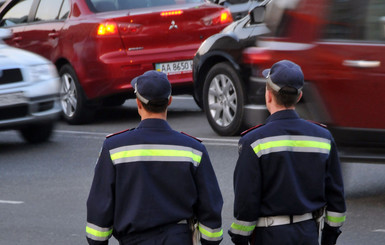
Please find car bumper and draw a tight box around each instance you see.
[78,48,197,100]
[0,77,61,130]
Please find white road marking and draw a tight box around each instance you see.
[54,130,239,146]
[0,200,24,204]
[373,229,385,233]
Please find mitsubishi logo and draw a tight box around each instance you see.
[169,20,178,30]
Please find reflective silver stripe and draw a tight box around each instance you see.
[229,220,257,236]
[325,211,346,227]
[86,223,113,241]
[198,223,223,241]
[135,83,149,104]
[251,135,331,157]
[266,76,282,92]
[110,144,203,167]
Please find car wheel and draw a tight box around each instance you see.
[59,64,94,124]
[19,122,54,143]
[102,96,126,107]
[203,62,245,136]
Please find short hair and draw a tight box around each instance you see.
[266,83,300,108]
[140,98,169,113]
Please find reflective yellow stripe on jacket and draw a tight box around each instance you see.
[198,223,223,242]
[229,220,257,236]
[326,211,346,227]
[110,144,203,167]
[86,223,113,241]
[251,135,331,157]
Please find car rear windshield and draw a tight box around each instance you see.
[88,0,204,12]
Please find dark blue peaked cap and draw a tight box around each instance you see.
[131,70,171,104]
[262,60,304,94]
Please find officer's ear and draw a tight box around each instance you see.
[265,87,273,104]
[297,91,303,103]
[136,98,143,109]
[168,96,172,106]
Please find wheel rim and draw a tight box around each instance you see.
[207,74,237,127]
[60,73,77,118]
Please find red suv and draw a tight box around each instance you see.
[243,0,385,150]
[195,0,385,155]
[0,0,232,124]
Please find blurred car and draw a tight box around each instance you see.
[0,28,61,143]
[0,0,233,124]
[243,0,385,150]
[193,0,270,136]
[196,0,385,152]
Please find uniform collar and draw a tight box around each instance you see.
[137,118,172,130]
[265,109,300,124]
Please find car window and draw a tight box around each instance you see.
[89,0,204,12]
[323,0,385,42]
[226,0,249,4]
[59,0,70,20]
[34,0,64,22]
[0,0,34,27]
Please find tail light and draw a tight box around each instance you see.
[97,22,142,36]
[202,9,233,26]
[160,10,183,16]
[97,22,118,36]
[118,23,142,35]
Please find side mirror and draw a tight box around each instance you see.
[0,28,12,40]
[250,6,265,24]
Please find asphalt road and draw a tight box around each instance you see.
[1,96,384,245]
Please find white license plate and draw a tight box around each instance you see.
[0,92,27,107]
[155,60,193,75]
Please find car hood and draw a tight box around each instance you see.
[0,43,50,66]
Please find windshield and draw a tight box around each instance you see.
[88,0,204,12]
[264,0,301,35]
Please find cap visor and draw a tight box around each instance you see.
[131,76,139,88]
[262,69,270,78]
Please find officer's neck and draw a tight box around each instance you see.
[268,104,295,115]
[137,98,168,121]
[139,108,167,121]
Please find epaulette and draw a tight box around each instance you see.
[241,124,264,136]
[106,128,134,138]
[181,132,202,142]
[307,120,327,128]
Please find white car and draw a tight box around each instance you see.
[0,28,61,143]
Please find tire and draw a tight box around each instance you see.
[59,64,95,124]
[193,93,203,110]
[19,122,54,143]
[102,96,126,107]
[203,62,245,136]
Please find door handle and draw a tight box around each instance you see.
[48,32,59,38]
[343,60,380,68]
[12,36,22,42]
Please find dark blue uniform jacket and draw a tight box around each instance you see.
[86,119,223,244]
[229,110,346,244]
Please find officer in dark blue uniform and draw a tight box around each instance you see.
[228,60,346,245]
[86,70,223,245]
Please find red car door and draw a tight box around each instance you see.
[309,0,385,129]
[0,0,35,48]
[20,0,67,61]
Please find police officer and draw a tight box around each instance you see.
[86,70,223,245]
[228,60,346,245]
